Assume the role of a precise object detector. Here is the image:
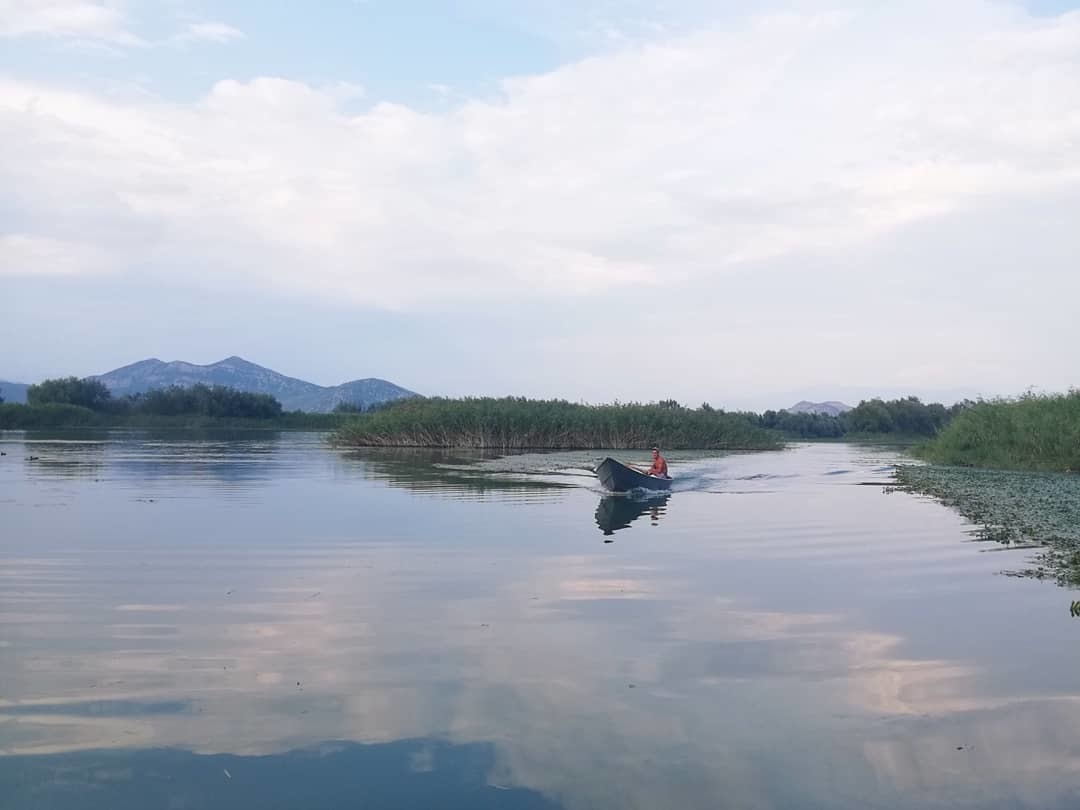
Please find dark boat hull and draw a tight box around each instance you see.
[595,457,672,493]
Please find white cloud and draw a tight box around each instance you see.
[0,234,115,275]
[173,21,244,45]
[0,0,141,44]
[0,2,1078,313]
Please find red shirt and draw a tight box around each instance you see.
[648,454,668,477]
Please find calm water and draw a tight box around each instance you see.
[2,431,1080,809]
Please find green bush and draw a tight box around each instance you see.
[843,396,953,436]
[27,377,111,410]
[128,384,282,419]
[918,391,1080,471]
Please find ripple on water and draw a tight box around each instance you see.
[2,433,1080,809]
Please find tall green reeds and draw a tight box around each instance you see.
[332,397,781,450]
[917,391,1080,472]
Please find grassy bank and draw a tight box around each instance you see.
[0,403,350,431]
[915,392,1080,472]
[333,397,782,450]
[896,464,1080,584]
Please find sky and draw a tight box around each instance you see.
[2,0,1078,410]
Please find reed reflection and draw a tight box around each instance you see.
[343,447,569,498]
[17,430,286,486]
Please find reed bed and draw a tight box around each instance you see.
[333,397,781,450]
[917,391,1080,472]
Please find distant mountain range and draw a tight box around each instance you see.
[2,358,415,412]
[785,400,852,417]
[0,380,29,404]
[86,356,416,413]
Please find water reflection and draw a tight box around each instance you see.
[0,739,559,810]
[343,447,571,498]
[10,429,290,487]
[594,494,670,536]
[5,434,1080,808]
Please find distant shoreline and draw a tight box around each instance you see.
[0,403,349,431]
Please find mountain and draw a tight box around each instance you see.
[0,380,29,404]
[92,357,417,413]
[785,400,852,417]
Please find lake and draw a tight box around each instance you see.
[2,431,1079,809]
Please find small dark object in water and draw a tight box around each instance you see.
[27,456,39,461]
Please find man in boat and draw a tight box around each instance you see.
[646,446,669,478]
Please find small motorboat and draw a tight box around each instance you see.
[594,457,672,493]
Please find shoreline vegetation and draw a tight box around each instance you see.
[0,379,348,431]
[913,391,1080,472]
[7,377,1077,579]
[895,464,1080,585]
[3,376,1075,473]
[331,395,965,450]
[334,397,782,450]
[894,392,1080,584]
[3,377,957,447]
[0,403,349,430]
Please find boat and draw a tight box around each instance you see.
[594,457,672,493]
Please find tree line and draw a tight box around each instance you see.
[7,377,964,440]
[757,397,963,438]
[25,377,282,419]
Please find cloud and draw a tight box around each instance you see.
[0,0,141,44]
[1,3,1078,313]
[0,234,115,276]
[173,21,244,45]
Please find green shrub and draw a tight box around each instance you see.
[918,391,1080,471]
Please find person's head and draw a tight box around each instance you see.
[651,446,660,457]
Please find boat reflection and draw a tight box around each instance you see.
[594,493,671,536]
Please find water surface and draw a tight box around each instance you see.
[2,431,1079,809]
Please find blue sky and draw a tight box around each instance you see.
[3,0,1079,408]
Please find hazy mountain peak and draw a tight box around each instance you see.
[91,356,416,413]
[0,380,30,404]
[785,400,852,417]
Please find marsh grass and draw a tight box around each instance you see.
[333,397,781,450]
[917,391,1080,472]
